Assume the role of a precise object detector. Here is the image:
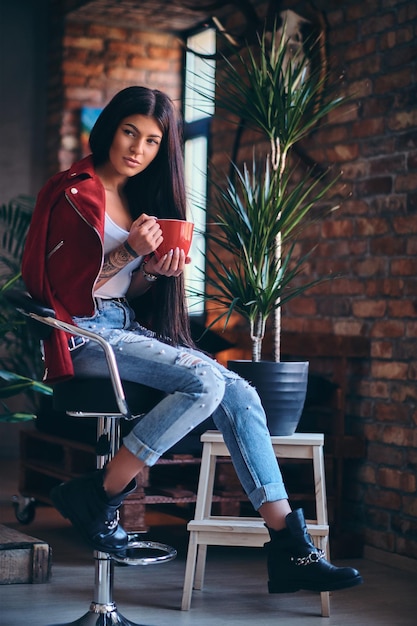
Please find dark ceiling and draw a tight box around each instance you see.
[65,0,236,34]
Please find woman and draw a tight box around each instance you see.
[22,86,362,595]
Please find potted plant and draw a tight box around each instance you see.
[0,196,52,422]
[192,20,346,434]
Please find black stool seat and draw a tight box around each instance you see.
[53,377,165,415]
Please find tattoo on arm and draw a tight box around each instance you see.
[99,244,136,279]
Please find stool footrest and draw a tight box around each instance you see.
[111,538,177,566]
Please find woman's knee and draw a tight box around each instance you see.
[176,351,226,412]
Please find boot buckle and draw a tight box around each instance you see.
[291,549,325,566]
[105,510,119,531]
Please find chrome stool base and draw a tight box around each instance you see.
[48,540,177,626]
[50,602,147,625]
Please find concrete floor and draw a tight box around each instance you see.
[1,460,416,626]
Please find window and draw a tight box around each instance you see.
[183,26,216,318]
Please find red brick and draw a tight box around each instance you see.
[342,161,369,178]
[347,79,373,99]
[372,360,408,379]
[66,21,87,37]
[369,154,406,175]
[352,118,385,138]
[343,38,377,61]
[339,199,370,214]
[330,278,366,295]
[371,341,393,359]
[107,41,147,56]
[333,320,365,335]
[391,382,417,403]
[328,23,358,45]
[395,173,417,193]
[407,152,417,170]
[65,87,102,103]
[358,464,376,483]
[381,426,417,447]
[394,216,417,234]
[407,237,417,254]
[385,44,417,68]
[106,67,146,82]
[378,467,416,492]
[363,136,396,157]
[329,143,361,162]
[286,297,317,316]
[365,278,405,298]
[398,2,417,23]
[63,61,105,77]
[129,56,172,72]
[88,24,128,40]
[391,259,417,276]
[63,36,104,52]
[326,8,343,27]
[148,45,182,61]
[396,536,417,560]
[355,218,390,236]
[370,236,406,256]
[313,125,349,144]
[348,55,381,80]
[321,219,354,238]
[360,13,396,35]
[406,321,417,337]
[355,257,387,277]
[364,527,396,551]
[364,486,402,511]
[356,177,393,196]
[365,381,390,399]
[353,300,386,318]
[388,110,417,131]
[375,68,413,94]
[371,320,405,338]
[327,103,359,125]
[380,26,414,49]
[375,401,410,423]
[362,95,394,117]
[368,442,404,466]
[388,300,417,317]
[346,1,380,20]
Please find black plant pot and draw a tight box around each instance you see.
[227,360,309,436]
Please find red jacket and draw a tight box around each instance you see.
[22,156,105,383]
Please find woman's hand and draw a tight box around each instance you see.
[146,247,191,277]
[126,214,163,257]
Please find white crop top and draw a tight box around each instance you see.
[94,213,142,298]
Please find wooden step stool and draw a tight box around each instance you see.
[181,431,330,617]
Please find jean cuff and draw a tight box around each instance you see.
[122,431,161,466]
[248,482,289,511]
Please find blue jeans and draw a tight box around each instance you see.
[71,298,288,510]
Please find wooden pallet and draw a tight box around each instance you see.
[0,524,51,584]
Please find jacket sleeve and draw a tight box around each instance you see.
[22,178,75,383]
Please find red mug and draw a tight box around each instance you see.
[154,219,194,260]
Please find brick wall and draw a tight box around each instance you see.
[46,10,183,175]
[208,0,417,560]
[314,0,416,559]
[44,0,417,561]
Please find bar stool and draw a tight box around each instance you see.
[7,290,177,626]
[181,431,331,617]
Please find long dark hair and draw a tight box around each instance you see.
[89,86,193,347]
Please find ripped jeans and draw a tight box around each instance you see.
[71,298,288,510]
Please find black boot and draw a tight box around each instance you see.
[50,469,136,554]
[265,509,363,593]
